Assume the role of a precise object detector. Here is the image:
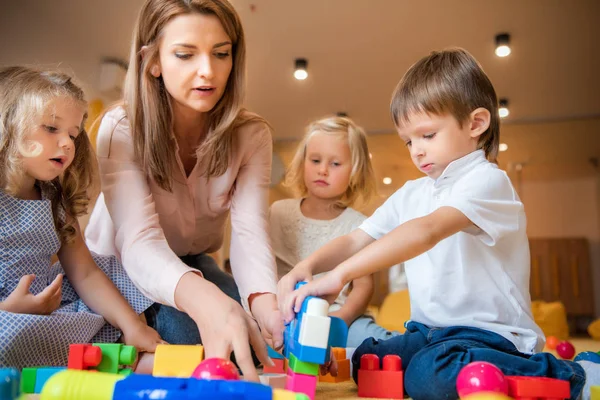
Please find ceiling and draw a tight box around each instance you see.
[1,0,599,191]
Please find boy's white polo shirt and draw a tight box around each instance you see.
[359,150,545,354]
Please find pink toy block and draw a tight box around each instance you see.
[285,368,317,400]
[357,354,403,399]
[263,358,285,374]
[456,362,508,397]
[506,375,570,399]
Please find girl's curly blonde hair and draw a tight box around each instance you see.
[284,116,376,209]
[0,66,98,244]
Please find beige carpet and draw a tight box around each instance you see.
[23,338,600,400]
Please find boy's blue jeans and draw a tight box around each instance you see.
[352,321,585,400]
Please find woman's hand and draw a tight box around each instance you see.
[175,273,273,382]
[249,293,285,350]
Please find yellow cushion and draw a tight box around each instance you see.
[588,318,600,340]
[375,289,410,333]
[531,300,569,340]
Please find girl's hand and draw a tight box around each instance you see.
[121,320,165,353]
[250,293,285,350]
[283,271,345,323]
[0,274,63,315]
[277,262,313,315]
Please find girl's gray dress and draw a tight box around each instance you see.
[0,190,153,368]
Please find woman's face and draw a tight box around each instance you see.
[154,13,233,116]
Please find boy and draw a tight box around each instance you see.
[278,48,595,399]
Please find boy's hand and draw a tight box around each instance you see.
[283,271,345,323]
[121,321,166,353]
[0,274,63,315]
[277,262,313,314]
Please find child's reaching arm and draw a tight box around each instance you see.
[58,219,164,352]
[282,206,472,322]
[277,229,375,312]
[329,275,374,327]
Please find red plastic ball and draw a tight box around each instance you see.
[556,341,575,360]
[191,358,240,380]
[545,336,560,350]
[456,362,508,397]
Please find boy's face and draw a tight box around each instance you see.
[396,112,480,180]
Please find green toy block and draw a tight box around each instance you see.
[288,352,319,376]
[93,343,137,374]
[591,385,600,400]
[20,367,37,394]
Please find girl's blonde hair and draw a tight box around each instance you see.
[285,116,376,209]
[0,66,97,244]
[124,0,267,192]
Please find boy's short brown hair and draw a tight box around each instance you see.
[390,48,500,162]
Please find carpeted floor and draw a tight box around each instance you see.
[23,338,600,400]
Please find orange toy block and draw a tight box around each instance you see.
[320,348,350,383]
[264,358,286,374]
[153,344,204,377]
[67,344,102,370]
[357,354,403,399]
[506,375,570,399]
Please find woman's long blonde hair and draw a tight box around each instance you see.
[124,0,265,191]
[285,116,377,209]
[0,66,97,244]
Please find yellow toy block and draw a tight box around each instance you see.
[273,388,309,400]
[153,344,204,377]
[591,385,600,400]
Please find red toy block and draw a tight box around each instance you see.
[67,344,102,370]
[263,358,285,374]
[357,354,403,399]
[506,375,570,399]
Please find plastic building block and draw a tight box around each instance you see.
[259,373,287,389]
[34,368,66,394]
[41,369,304,400]
[94,343,137,375]
[574,351,600,363]
[461,394,513,400]
[20,368,37,394]
[0,368,20,400]
[456,362,508,397]
[192,357,240,380]
[288,353,319,376]
[319,348,350,383]
[287,337,328,365]
[263,358,285,374]
[357,354,403,399]
[545,336,560,350]
[556,341,575,359]
[68,344,102,370]
[506,375,570,399]
[592,385,600,400]
[328,316,348,348]
[297,298,331,350]
[285,369,317,400]
[273,389,310,400]
[153,344,204,377]
[268,346,285,360]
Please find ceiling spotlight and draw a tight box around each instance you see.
[499,143,508,152]
[495,33,511,57]
[294,58,308,80]
[499,98,510,118]
[383,177,392,185]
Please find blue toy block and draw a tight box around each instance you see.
[113,374,273,399]
[328,316,348,348]
[267,345,284,360]
[0,368,20,400]
[294,282,307,290]
[34,367,66,394]
[288,337,328,365]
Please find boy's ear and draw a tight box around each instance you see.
[469,107,491,139]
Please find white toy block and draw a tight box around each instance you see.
[299,313,331,349]
[305,297,329,317]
